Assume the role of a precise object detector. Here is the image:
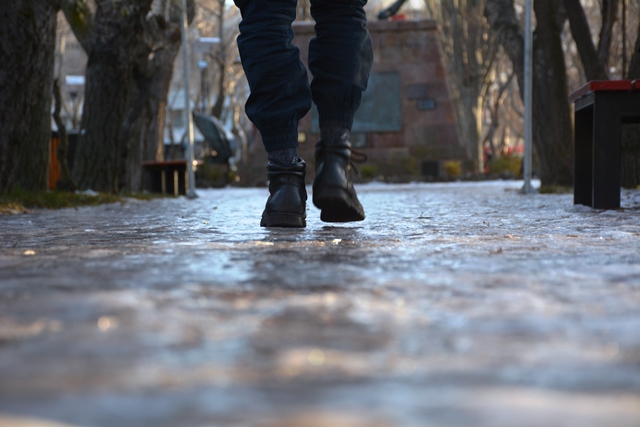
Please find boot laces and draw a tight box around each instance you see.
[317,145,368,175]
[349,149,367,176]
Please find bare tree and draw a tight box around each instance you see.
[63,0,194,192]
[0,0,61,192]
[597,0,620,65]
[122,0,195,191]
[485,0,573,187]
[65,0,153,192]
[210,0,228,119]
[628,15,640,77]
[425,0,500,173]
[564,0,609,80]
[482,69,515,154]
[622,2,640,188]
[193,0,243,121]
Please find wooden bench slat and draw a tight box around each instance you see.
[568,80,638,103]
[142,160,188,167]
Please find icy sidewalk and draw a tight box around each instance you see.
[0,181,639,427]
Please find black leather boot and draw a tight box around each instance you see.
[313,135,365,223]
[260,158,307,228]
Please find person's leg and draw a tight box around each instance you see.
[309,0,372,133]
[308,0,373,222]
[234,0,310,227]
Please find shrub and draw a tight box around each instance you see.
[490,154,522,178]
[444,161,462,179]
[359,164,378,180]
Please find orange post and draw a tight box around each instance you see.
[49,136,61,189]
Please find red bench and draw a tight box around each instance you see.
[569,80,640,209]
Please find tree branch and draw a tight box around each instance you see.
[563,0,608,80]
[484,0,524,96]
[597,0,619,66]
[60,0,94,53]
[627,21,640,78]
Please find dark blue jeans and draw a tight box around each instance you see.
[234,0,373,152]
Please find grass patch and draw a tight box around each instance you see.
[0,189,122,212]
[0,189,178,213]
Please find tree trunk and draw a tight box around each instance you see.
[426,0,498,174]
[143,41,182,161]
[72,0,153,192]
[531,0,573,186]
[621,25,640,189]
[121,3,191,192]
[123,30,182,191]
[628,21,640,79]
[485,0,573,186]
[0,1,59,192]
[597,0,619,66]
[564,0,609,80]
[211,0,227,120]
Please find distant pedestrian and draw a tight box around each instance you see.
[233,0,373,227]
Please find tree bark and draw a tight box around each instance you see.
[563,0,609,80]
[597,0,619,66]
[122,18,183,191]
[211,0,227,120]
[69,0,193,193]
[61,0,94,52]
[621,23,640,189]
[532,0,573,186]
[0,0,59,192]
[72,0,153,192]
[122,1,193,191]
[426,0,498,174]
[485,0,573,187]
[628,21,640,79]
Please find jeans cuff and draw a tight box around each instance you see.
[262,128,299,152]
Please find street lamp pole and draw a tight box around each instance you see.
[520,0,536,194]
[198,59,208,112]
[181,0,198,199]
[70,91,78,129]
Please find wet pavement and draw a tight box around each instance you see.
[0,180,639,427]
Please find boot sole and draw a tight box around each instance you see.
[260,212,306,228]
[313,186,365,223]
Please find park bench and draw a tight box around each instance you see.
[569,79,640,209]
[142,160,188,196]
[142,113,234,195]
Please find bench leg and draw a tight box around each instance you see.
[574,105,593,207]
[592,101,621,209]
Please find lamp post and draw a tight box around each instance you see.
[180,0,197,199]
[197,59,208,112]
[195,37,220,115]
[69,90,78,129]
[520,0,536,194]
